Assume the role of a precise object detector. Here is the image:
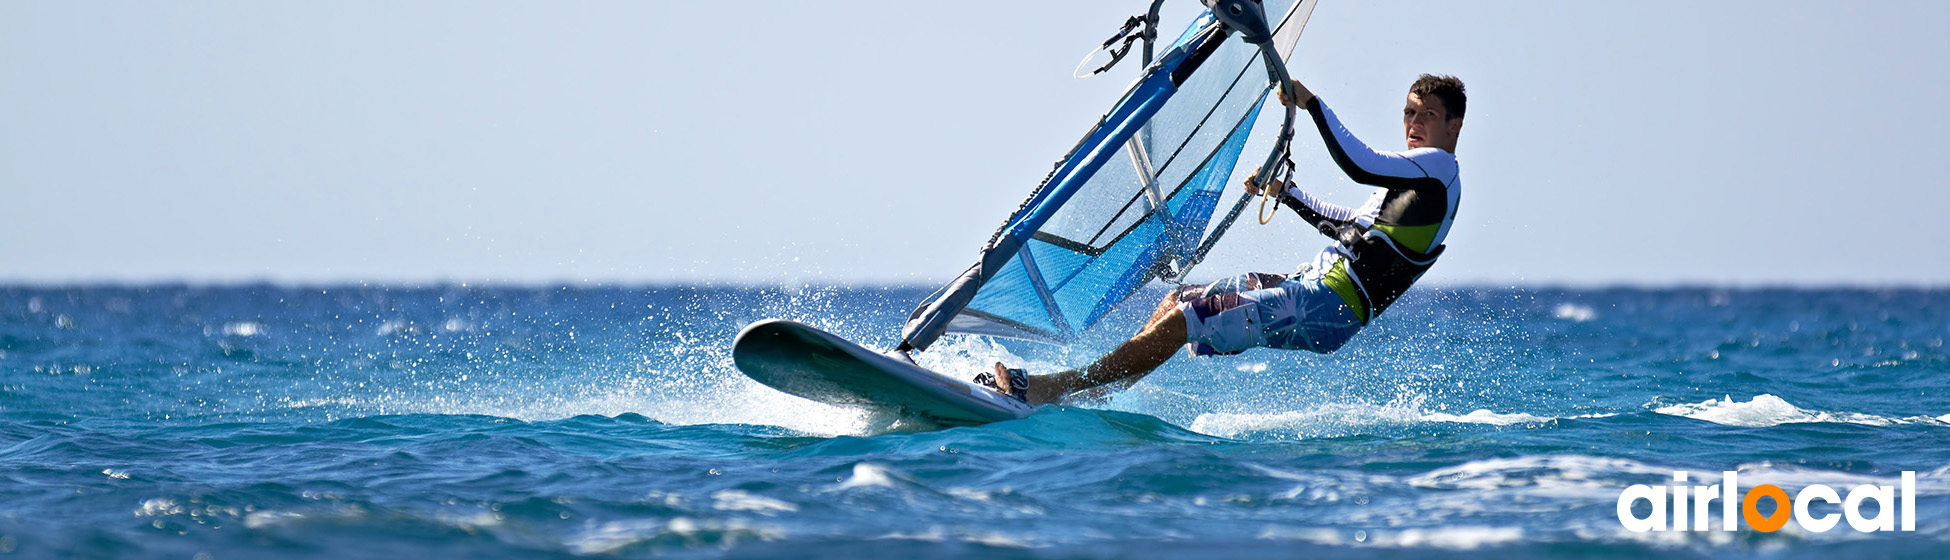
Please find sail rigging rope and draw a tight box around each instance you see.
[1255,151,1297,225]
[1074,15,1152,79]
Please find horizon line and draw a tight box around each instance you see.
[2,279,1946,292]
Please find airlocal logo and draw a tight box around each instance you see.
[1617,471,1916,533]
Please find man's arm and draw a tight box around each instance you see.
[1306,97,1436,188]
[1278,78,1437,188]
[1244,174,1368,239]
[1279,186,1363,233]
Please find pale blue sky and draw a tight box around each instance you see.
[4,1,1947,286]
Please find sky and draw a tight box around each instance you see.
[3,1,1948,287]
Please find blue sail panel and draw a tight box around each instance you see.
[1027,240,1092,295]
[1166,99,1263,253]
[1066,104,1259,331]
[956,256,1064,340]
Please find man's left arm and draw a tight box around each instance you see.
[1280,78,1435,188]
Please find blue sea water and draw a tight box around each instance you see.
[3,284,1949,558]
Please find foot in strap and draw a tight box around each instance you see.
[972,362,1029,404]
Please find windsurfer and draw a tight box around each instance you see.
[986,74,1467,405]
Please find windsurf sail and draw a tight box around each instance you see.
[898,0,1318,352]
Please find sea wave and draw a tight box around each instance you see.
[1653,394,1950,428]
[1187,396,1582,439]
[1257,525,1525,550]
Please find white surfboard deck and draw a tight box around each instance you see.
[732,319,1034,426]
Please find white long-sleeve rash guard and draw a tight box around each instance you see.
[1279,97,1462,318]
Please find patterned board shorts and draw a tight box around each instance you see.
[1176,272,1363,356]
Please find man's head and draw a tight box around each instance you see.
[1404,74,1465,152]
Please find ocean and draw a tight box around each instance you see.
[2,285,1947,558]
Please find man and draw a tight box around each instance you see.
[981,73,1466,405]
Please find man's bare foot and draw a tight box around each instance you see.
[972,362,1029,403]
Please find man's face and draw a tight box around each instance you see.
[1403,93,1461,151]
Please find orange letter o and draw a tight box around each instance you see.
[1742,484,1792,532]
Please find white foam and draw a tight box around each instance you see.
[279,356,881,437]
[1386,526,1525,549]
[710,489,797,514]
[1654,394,1949,428]
[242,510,307,529]
[1257,525,1523,550]
[222,321,263,337]
[1190,396,1557,439]
[1256,526,1343,543]
[561,519,780,558]
[1419,455,1950,497]
[1553,303,1597,322]
[1408,455,1672,494]
[134,498,182,517]
[876,526,1036,548]
[647,374,877,436]
[1422,409,1554,426]
[565,517,783,555]
[834,463,898,490]
[429,510,502,531]
[567,519,663,554]
[906,335,1058,382]
[1192,406,1392,439]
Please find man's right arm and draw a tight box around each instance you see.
[1279,187,1362,234]
[1243,174,1371,242]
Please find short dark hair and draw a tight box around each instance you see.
[1410,74,1466,119]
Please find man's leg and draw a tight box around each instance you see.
[985,273,1289,404]
[1018,303,1189,405]
[1146,284,1200,325]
